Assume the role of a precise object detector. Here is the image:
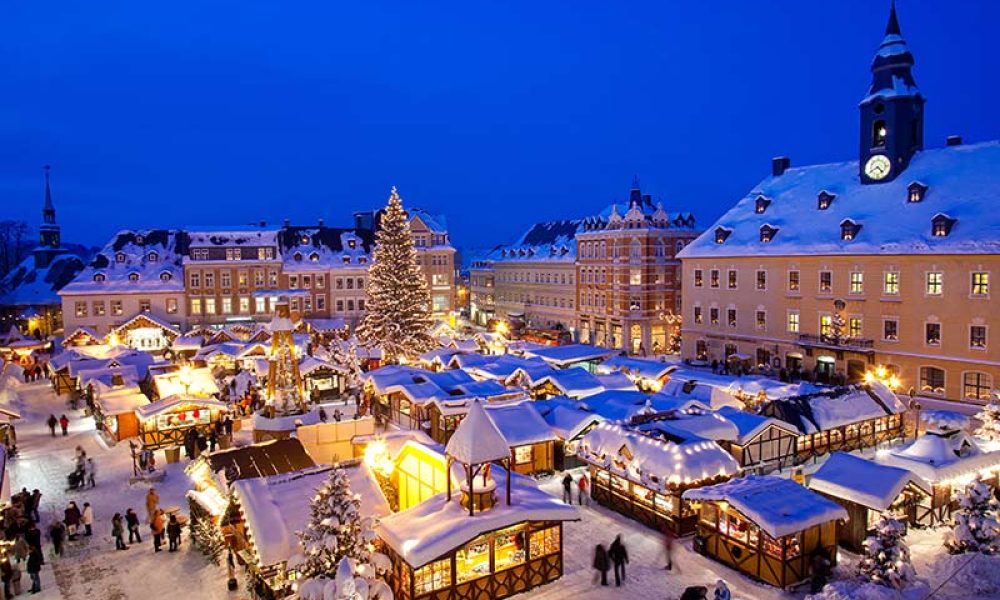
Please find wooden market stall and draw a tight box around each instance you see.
[684,476,847,588]
[484,401,557,475]
[875,428,1000,526]
[109,313,181,353]
[536,402,605,471]
[391,440,452,512]
[808,452,929,552]
[298,356,347,400]
[758,382,906,464]
[151,366,220,400]
[577,423,740,535]
[135,395,228,453]
[377,404,577,600]
[596,355,677,393]
[93,388,148,442]
[716,407,800,474]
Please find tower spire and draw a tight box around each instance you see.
[43,165,54,214]
[628,175,642,206]
[885,0,900,36]
[38,165,61,253]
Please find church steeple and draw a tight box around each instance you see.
[858,0,924,184]
[39,165,61,250]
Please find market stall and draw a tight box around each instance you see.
[577,423,740,535]
[716,407,800,474]
[136,395,228,454]
[94,388,149,442]
[684,476,847,588]
[808,452,929,552]
[298,356,347,400]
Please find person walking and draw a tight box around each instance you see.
[145,488,160,523]
[561,473,573,504]
[81,502,94,536]
[26,548,41,594]
[111,513,128,550]
[48,520,65,557]
[592,544,610,586]
[151,509,166,552]
[713,579,731,600]
[167,515,182,552]
[608,534,629,587]
[810,549,831,594]
[46,415,57,437]
[125,508,142,544]
[208,429,218,453]
[577,473,589,506]
[663,524,675,571]
[86,458,97,488]
[24,523,41,562]
[29,490,41,523]
[58,414,69,436]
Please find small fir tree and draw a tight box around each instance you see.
[858,515,915,589]
[947,476,1000,555]
[332,339,365,392]
[187,497,226,565]
[297,467,371,579]
[975,400,1000,443]
[357,187,435,363]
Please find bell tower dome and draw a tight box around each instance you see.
[859,1,924,184]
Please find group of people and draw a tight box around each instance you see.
[592,534,629,587]
[67,446,96,490]
[44,414,70,437]
[18,363,46,384]
[561,472,590,505]
[141,488,183,553]
[2,488,46,595]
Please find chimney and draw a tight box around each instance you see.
[283,218,291,228]
[318,218,325,228]
[772,156,791,177]
[946,135,963,147]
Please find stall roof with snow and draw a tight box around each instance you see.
[760,383,905,434]
[808,452,929,511]
[204,438,316,483]
[683,476,848,539]
[445,400,510,465]
[876,430,1000,484]
[484,401,558,447]
[521,344,614,368]
[597,356,677,381]
[717,406,800,445]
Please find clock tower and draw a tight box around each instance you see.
[859,1,924,184]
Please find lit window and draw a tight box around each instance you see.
[872,120,887,147]
[239,297,250,313]
[755,310,766,330]
[693,269,703,288]
[883,319,899,341]
[115,252,126,263]
[883,272,899,295]
[221,298,232,314]
[931,214,956,237]
[787,270,800,292]
[727,270,737,289]
[919,367,945,395]
[756,270,766,290]
[727,308,737,328]
[205,298,216,314]
[820,315,833,336]
[128,272,140,282]
[754,196,770,214]
[848,317,862,338]
[963,372,992,401]
[710,308,719,326]
[759,225,778,242]
[190,298,202,315]
[93,273,106,282]
[817,191,836,210]
[840,220,861,241]
[160,272,172,281]
[166,298,178,314]
[926,272,943,295]
[971,272,989,296]
[139,299,151,313]
[787,311,800,333]
[693,306,703,324]
[710,270,720,288]
[255,297,265,313]
[714,227,731,244]
[514,446,532,465]
[849,272,864,294]
[907,182,927,203]
[819,271,832,293]
[147,251,158,262]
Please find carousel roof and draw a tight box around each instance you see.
[445,399,510,465]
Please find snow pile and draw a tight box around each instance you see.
[924,552,1000,597]
[806,580,919,600]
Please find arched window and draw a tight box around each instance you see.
[294,252,302,262]
[309,252,319,262]
[159,272,172,281]
[919,366,945,395]
[128,272,140,282]
[116,252,126,263]
[93,273,106,282]
[872,119,887,147]
[629,239,641,260]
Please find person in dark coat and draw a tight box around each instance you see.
[223,416,233,437]
[318,406,328,423]
[111,513,128,550]
[24,523,41,560]
[125,508,142,543]
[592,544,610,586]
[29,490,41,523]
[680,586,708,600]
[167,515,182,552]
[1,557,13,600]
[561,473,573,504]
[63,502,82,540]
[26,548,42,594]
[48,521,65,557]
[608,534,629,587]
[810,549,831,593]
[46,415,57,437]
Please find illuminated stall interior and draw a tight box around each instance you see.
[684,476,847,588]
[136,395,228,453]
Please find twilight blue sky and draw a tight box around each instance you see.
[2,1,999,256]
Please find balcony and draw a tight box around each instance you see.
[797,333,875,353]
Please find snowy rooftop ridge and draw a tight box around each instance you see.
[679,141,1000,258]
[683,476,848,539]
[445,399,510,465]
[808,452,929,511]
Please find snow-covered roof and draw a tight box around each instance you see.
[877,431,1000,484]
[541,404,605,441]
[484,402,558,447]
[232,464,390,568]
[377,469,577,568]
[152,367,220,398]
[0,252,85,306]
[683,476,848,539]
[111,312,181,337]
[445,400,510,465]
[135,395,228,419]
[303,318,348,332]
[716,406,799,444]
[187,228,278,249]
[679,141,1000,258]
[593,371,637,392]
[60,229,186,295]
[298,356,345,376]
[487,219,585,264]
[598,356,677,381]
[278,227,373,270]
[522,344,614,367]
[578,423,740,491]
[531,368,605,398]
[171,335,204,352]
[637,412,740,443]
[762,383,905,434]
[809,452,929,511]
[95,389,149,415]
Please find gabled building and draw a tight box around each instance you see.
[679,4,999,403]
[0,167,85,337]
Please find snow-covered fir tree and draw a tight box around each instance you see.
[295,468,393,600]
[331,339,365,392]
[858,515,915,589]
[187,497,226,565]
[947,476,1000,555]
[356,187,435,363]
[975,400,1000,443]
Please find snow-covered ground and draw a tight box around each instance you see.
[4,376,994,600]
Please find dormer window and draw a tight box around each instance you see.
[358,257,367,264]
[872,120,887,147]
[840,219,862,241]
[300,235,310,245]
[759,225,778,243]
[93,273,106,283]
[294,252,302,262]
[931,214,956,237]
[115,252,126,263]
[908,182,927,203]
[342,255,351,264]
[135,235,144,245]
[754,195,771,214]
[128,272,140,282]
[309,252,319,262]
[159,271,172,281]
[714,227,732,244]
[147,251,158,262]
[817,191,836,210]
[348,239,357,249]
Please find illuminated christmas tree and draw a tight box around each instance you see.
[357,187,435,363]
[947,476,1000,555]
[858,515,915,589]
[975,400,1000,443]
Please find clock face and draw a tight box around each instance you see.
[865,154,891,180]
